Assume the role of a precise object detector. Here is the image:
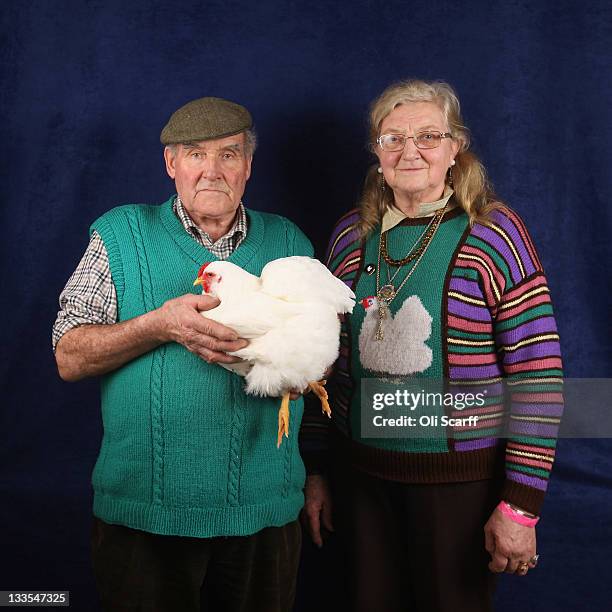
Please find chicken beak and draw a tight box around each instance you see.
[193,277,204,287]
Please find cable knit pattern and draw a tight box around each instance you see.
[125,207,166,505]
[227,386,244,507]
[149,347,166,505]
[281,428,294,499]
[90,197,313,537]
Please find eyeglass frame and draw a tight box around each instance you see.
[376,131,454,152]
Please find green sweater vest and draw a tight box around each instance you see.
[89,197,314,538]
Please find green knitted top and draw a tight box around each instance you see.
[89,196,314,538]
[349,211,469,453]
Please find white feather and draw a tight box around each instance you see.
[260,256,355,314]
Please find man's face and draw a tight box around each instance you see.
[164,133,252,224]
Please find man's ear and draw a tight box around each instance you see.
[163,146,177,179]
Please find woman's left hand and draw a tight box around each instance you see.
[484,507,537,575]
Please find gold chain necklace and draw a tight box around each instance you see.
[375,204,447,340]
[385,214,438,287]
[380,206,444,266]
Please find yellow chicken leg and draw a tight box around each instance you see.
[308,380,332,418]
[277,392,291,448]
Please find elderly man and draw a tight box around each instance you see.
[53,97,313,612]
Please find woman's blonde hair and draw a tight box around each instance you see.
[359,79,500,236]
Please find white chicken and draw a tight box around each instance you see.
[193,256,355,446]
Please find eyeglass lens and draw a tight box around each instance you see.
[379,131,443,151]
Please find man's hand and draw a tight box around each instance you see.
[156,294,247,364]
[301,474,334,548]
[484,506,537,574]
[56,293,247,381]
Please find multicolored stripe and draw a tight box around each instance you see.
[299,206,562,514]
[446,207,563,511]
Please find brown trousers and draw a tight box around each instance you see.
[333,465,500,612]
[91,517,301,612]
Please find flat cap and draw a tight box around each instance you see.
[160,97,252,145]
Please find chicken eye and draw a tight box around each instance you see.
[205,272,215,277]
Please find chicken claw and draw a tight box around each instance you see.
[277,392,291,448]
[308,380,332,418]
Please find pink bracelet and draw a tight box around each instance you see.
[497,501,539,527]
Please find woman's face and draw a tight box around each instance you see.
[376,101,459,207]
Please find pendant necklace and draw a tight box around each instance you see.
[374,204,447,340]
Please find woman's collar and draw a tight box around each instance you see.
[382,187,455,233]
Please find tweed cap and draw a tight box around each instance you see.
[160,97,252,145]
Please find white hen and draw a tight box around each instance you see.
[193,256,355,446]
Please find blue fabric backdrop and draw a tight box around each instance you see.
[1,0,611,609]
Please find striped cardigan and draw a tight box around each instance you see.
[300,205,563,515]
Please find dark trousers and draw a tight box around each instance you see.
[91,517,301,612]
[333,465,500,612]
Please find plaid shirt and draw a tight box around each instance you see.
[52,197,247,350]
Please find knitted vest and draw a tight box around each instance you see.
[89,197,314,538]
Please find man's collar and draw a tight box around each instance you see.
[173,195,247,242]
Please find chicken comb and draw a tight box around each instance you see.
[197,262,212,277]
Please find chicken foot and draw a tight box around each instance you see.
[308,379,332,418]
[277,392,291,448]
[277,381,332,449]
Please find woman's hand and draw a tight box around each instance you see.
[301,474,334,548]
[484,506,537,574]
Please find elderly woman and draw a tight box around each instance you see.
[301,80,563,612]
